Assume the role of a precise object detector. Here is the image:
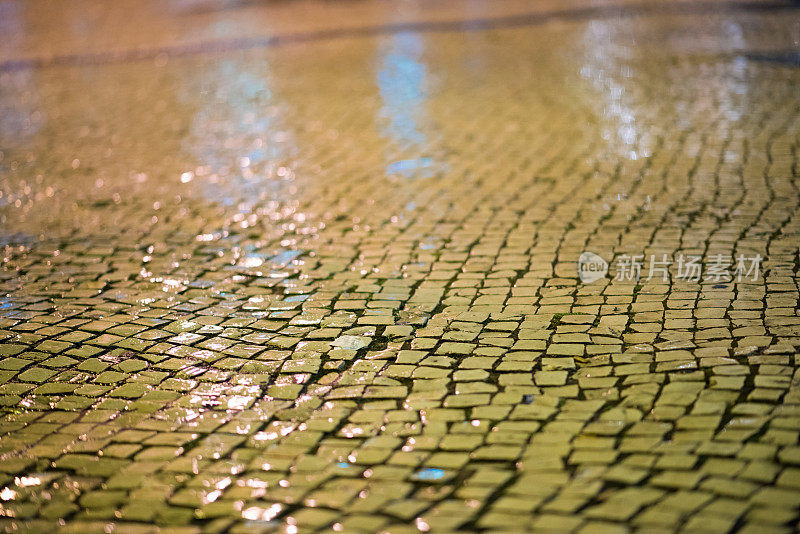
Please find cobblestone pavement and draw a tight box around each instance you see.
[2,0,800,532]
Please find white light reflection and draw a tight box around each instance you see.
[181,59,297,207]
[580,20,647,160]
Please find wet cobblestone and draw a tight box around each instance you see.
[1,1,800,532]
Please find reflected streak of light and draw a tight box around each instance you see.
[376,32,445,179]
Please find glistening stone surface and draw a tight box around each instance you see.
[1,0,800,531]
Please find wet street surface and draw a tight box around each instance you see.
[2,0,800,531]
